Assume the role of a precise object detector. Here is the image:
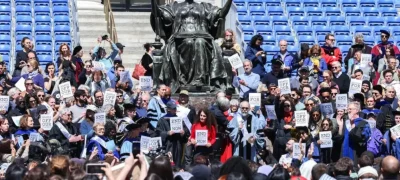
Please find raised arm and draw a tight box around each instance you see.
[219,0,233,18]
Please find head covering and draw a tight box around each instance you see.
[166,101,177,109]
[125,123,141,131]
[180,90,189,96]
[392,110,400,116]
[72,46,82,56]
[351,44,364,50]
[358,166,378,177]
[272,58,284,66]
[115,43,125,50]
[123,103,136,110]
[257,165,273,176]
[267,82,277,88]
[190,165,211,180]
[298,67,309,73]
[299,159,317,180]
[86,105,97,112]
[380,29,390,37]
[373,85,383,94]
[136,117,150,124]
[37,105,47,111]
[301,43,309,52]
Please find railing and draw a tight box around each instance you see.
[104,0,118,43]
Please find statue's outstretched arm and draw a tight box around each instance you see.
[219,0,233,18]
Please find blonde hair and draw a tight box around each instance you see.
[28,59,39,70]
[50,155,70,178]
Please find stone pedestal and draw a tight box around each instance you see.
[171,92,239,110]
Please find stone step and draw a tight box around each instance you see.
[114,18,150,24]
[116,26,153,32]
[77,1,104,11]
[79,31,109,37]
[77,10,105,16]
[79,26,108,31]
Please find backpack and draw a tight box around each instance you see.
[28,141,51,162]
[349,120,371,149]
[376,104,394,133]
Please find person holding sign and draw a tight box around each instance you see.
[272,40,299,78]
[347,51,375,80]
[228,101,266,161]
[189,109,217,156]
[232,60,260,101]
[273,99,296,160]
[331,61,350,94]
[120,123,142,161]
[86,123,119,161]
[14,115,43,136]
[11,60,44,90]
[156,101,189,169]
[381,111,400,159]
[244,35,266,79]
[315,118,334,164]
[296,126,320,162]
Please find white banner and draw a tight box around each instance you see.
[360,54,372,68]
[278,78,291,95]
[170,117,183,133]
[94,113,106,124]
[249,93,261,107]
[349,79,362,96]
[293,143,306,159]
[228,54,243,69]
[390,124,400,138]
[103,91,116,106]
[148,137,162,151]
[59,82,73,98]
[295,110,309,127]
[0,96,9,111]
[265,105,277,120]
[195,130,208,146]
[139,76,153,92]
[336,94,348,110]
[92,61,105,71]
[319,131,333,148]
[140,136,150,153]
[40,114,53,131]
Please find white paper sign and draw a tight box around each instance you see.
[360,54,372,68]
[59,82,73,98]
[139,76,153,91]
[0,96,9,111]
[196,130,208,146]
[320,103,334,118]
[295,110,308,127]
[94,113,106,124]
[293,143,306,159]
[103,91,116,106]
[278,78,291,95]
[336,94,348,110]
[228,54,243,69]
[119,71,130,83]
[140,136,151,153]
[349,79,362,96]
[148,137,162,150]
[29,133,43,142]
[319,131,333,148]
[92,61,105,71]
[265,105,277,120]
[170,117,183,133]
[15,77,26,91]
[390,124,400,138]
[40,114,53,131]
[249,93,261,107]
[11,116,22,127]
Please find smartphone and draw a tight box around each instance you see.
[86,163,106,174]
[132,146,140,159]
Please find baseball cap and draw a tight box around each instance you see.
[166,101,177,109]
[358,166,378,177]
[116,43,125,50]
[180,90,189,96]
[86,105,97,112]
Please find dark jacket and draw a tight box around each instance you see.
[141,53,153,77]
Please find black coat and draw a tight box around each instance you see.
[141,53,153,77]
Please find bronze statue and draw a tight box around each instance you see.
[150,0,233,93]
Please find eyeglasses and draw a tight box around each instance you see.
[37,94,44,97]
[329,39,335,41]
[25,83,33,86]
[284,105,291,108]
[241,107,249,110]
[305,103,314,106]
[381,35,388,38]
[331,66,339,69]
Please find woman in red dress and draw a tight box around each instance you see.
[220,99,239,163]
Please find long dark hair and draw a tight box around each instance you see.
[220,157,252,180]
[146,156,173,180]
[194,108,217,131]
[309,107,322,131]
[266,165,290,180]
[320,118,334,132]
[249,34,263,47]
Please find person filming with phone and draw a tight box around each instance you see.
[92,35,120,71]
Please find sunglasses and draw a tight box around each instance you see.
[329,39,335,41]
[284,105,291,108]
[25,83,33,86]
[37,95,44,97]
[305,103,314,106]
[331,66,339,69]
[381,35,388,38]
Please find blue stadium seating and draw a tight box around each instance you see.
[336,35,352,45]
[253,16,270,25]
[16,15,32,25]
[341,0,358,7]
[0,15,10,25]
[36,35,52,45]
[255,25,273,35]
[249,6,265,16]
[287,46,298,53]
[287,7,304,16]
[248,0,263,6]
[264,0,280,6]
[34,0,50,6]
[0,35,10,45]
[290,16,308,26]
[34,6,51,16]
[0,25,10,35]
[348,16,366,26]
[362,7,380,16]
[295,25,313,36]
[238,15,252,25]
[15,0,31,6]
[35,25,51,35]
[0,0,10,6]
[360,0,376,7]
[329,16,346,26]
[321,0,336,7]
[367,17,385,26]
[352,26,372,36]
[244,35,252,43]
[35,15,51,25]
[234,0,246,7]
[0,44,10,53]
[324,7,341,16]
[392,28,400,36]
[298,35,315,46]
[37,55,52,63]
[285,0,301,7]
[372,26,385,36]
[332,26,350,36]
[274,25,291,36]
[303,0,319,7]
[277,35,295,46]
[363,36,375,46]
[343,7,361,16]
[378,0,394,7]
[237,6,247,15]
[317,35,326,45]
[381,7,398,16]
[310,17,328,26]
[271,16,288,26]
[387,17,400,26]
[305,7,323,17]
[267,6,284,16]
[53,6,69,16]
[0,6,11,15]
[15,25,32,36]
[242,25,254,35]
[16,5,31,16]
[313,25,331,36]
[54,15,70,26]
[55,35,71,45]
[262,35,276,45]
[36,45,52,52]
[339,45,351,56]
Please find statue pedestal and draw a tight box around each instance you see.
[171,92,239,110]
[180,85,212,93]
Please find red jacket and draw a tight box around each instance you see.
[321,45,342,65]
[190,122,216,145]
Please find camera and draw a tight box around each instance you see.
[102,35,108,41]
[261,51,266,57]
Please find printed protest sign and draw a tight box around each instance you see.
[196,130,208,146]
[11,116,22,127]
[390,124,400,138]
[148,137,162,151]
[139,76,153,91]
[349,79,362,96]
[228,54,243,69]
[119,71,130,83]
[360,54,372,68]
[293,143,306,159]
[320,103,334,118]
[265,105,277,120]
[59,82,73,98]
[278,78,291,95]
[319,131,333,148]
[0,96,9,111]
[15,77,26,91]
[40,114,53,131]
[249,93,261,107]
[170,117,183,133]
[103,91,117,106]
[92,61,105,71]
[140,136,151,153]
[94,113,106,124]
[336,94,348,110]
[295,110,308,127]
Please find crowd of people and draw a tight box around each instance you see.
[0,27,399,180]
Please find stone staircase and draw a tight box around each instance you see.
[113,12,156,71]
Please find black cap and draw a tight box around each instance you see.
[37,105,47,111]
[380,29,390,36]
[271,58,283,66]
[351,44,364,50]
[267,82,277,88]
[123,103,136,110]
[72,46,82,56]
[299,67,309,72]
[353,93,365,101]
[166,101,177,109]
[116,43,125,50]
[136,117,151,124]
[126,123,141,131]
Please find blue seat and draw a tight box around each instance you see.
[336,35,352,45]
[329,16,346,26]
[242,25,254,35]
[290,16,309,26]
[392,28,400,36]
[324,7,341,16]
[360,0,376,7]
[233,0,246,7]
[362,7,380,16]
[305,7,323,16]
[363,36,375,46]
[387,17,400,26]
[244,35,252,43]
[0,15,10,25]
[261,45,273,52]
[343,7,361,16]
[237,6,247,16]
[36,35,52,45]
[348,16,366,26]
[238,15,252,25]
[249,6,265,16]
[341,0,358,7]
[274,25,291,36]
[35,45,52,52]
[367,17,385,26]
[35,25,51,35]
[262,35,276,46]
[287,7,304,16]
[0,25,10,35]
[16,35,30,44]
[247,0,263,6]
[285,0,301,7]
[34,6,51,16]
[321,0,337,7]
[0,6,11,15]
[1,54,9,63]
[34,0,50,6]
[0,44,9,52]
[54,15,70,25]
[255,25,273,35]
[339,45,351,57]
[37,55,52,62]
[264,0,280,6]
[15,0,30,6]
[372,27,385,36]
[15,5,31,15]
[0,35,10,45]
[271,16,288,26]
[298,35,315,46]
[267,6,284,16]
[253,16,271,25]
[287,46,299,53]
[378,0,394,7]
[54,25,70,35]
[35,15,51,25]
[16,15,32,25]
[310,16,328,26]
[317,35,326,45]
[15,24,32,35]
[0,0,10,5]
[351,26,372,36]
[381,7,397,16]
[55,35,71,44]
[53,6,69,16]
[278,35,295,46]
[303,0,319,7]
[332,26,350,36]
[313,25,331,36]
[295,25,313,36]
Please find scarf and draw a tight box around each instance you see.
[28,70,39,79]
[310,56,320,73]
[283,111,293,124]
